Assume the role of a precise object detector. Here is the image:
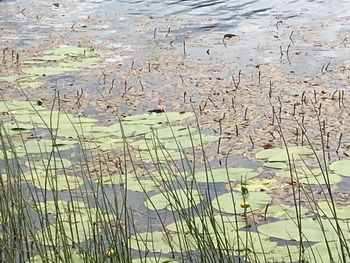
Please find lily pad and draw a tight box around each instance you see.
[190,167,259,183]
[263,162,288,169]
[27,249,84,262]
[212,191,271,214]
[256,146,313,162]
[25,157,72,170]
[164,134,218,150]
[136,148,185,163]
[275,167,341,185]
[129,231,196,253]
[304,241,350,263]
[123,112,194,125]
[15,138,77,154]
[145,125,198,139]
[329,160,350,177]
[266,203,308,219]
[132,258,178,263]
[126,178,160,192]
[234,178,279,192]
[316,201,350,219]
[258,218,350,242]
[36,221,94,246]
[145,189,202,211]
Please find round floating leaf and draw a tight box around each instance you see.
[263,162,288,169]
[129,231,196,253]
[16,138,77,154]
[36,221,94,246]
[258,218,350,242]
[304,241,350,263]
[266,203,308,219]
[124,112,194,125]
[234,178,279,192]
[329,160,350,177]
[164,134,218,150]
[1,122,35,133]
[25,157,72,170]
[145,189,202,211]
[126,178,160,192]
[275,167,341,185]
[212,191,271,214]
[256,146,313,162]
[249,244,301,263]
[0,100,46,113]
[316,201,350,219]
[27,249,84,263]
[191,167,259,183]
[132,258,178,263]
[136,148,184,163]
[131,138,165,151]
[145,125,198,140]
[166,214,246,235]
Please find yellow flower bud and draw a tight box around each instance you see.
[240,200,250,208]
[105,249,115,257]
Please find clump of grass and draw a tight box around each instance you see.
[0,98,349,263]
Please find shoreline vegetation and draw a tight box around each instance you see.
[1,95,350,262]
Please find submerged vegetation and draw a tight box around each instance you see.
[0,96,350,262]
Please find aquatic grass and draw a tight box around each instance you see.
[1,97,350,262]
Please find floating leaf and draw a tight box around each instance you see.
[234,178,279,192]
[27,249,84,262]
[316,201,350,219]
[258,218,350,242]
[275,167,341,185]
[132,258,178,263]
[166,214,246,234]
[190,167,259,183]
[212,191,271,214]
[266,203,308,219]
[263,162,288,169]
[249,244,301,263]
[129,231,196,253]
[145,125,198,139]
[15,138,77,154]
[304,241,350,263]
[126,178,160,192]
[124,112,194,125]
[36,221,94,246]
[145,189,202,211]
[256,146,313,162]
[25,157,72,170]
[329,160,350,177]
[136,148,184,163]
[164,134,218,150]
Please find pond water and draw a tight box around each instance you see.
[1,1,350,262]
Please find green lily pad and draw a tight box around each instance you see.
[164,134,218,150]
[249,244,301,263]
[129,231,196,253]
[190,167,259,183]
[304,241,350,263]
[145,125,198,140]
[234,178,279,192]
[124,112,194,125]
[212,191,271,214]
[36,221,94,246]
[0,100,46,113]
[316,201,350,219]
[329,160,350,177]
[136,148,185,163]
[263,162,288,169]
[266,203,308,219]
[276,167,341,185]
[166,214,246,234]
[1,122,35,133]
[145,189,202,211]
[16,138,77,154]
[126,178,160,192]
[25,157,72,170]
[132,257,178,263]
[258,218,350,242]
[256,146,313,162]
[27,249,84,262]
